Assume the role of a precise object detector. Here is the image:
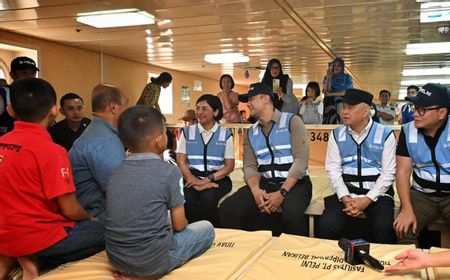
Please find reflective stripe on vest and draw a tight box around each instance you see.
[404,119,450,194]
[335,122,393,194]
[184,124,231,172]
[248,112,297,181]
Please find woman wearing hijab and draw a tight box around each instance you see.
[137,72,173,112]
[322,57,353,124]
[261,58,299,113]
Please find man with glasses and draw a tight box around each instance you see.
[394,83,450,245]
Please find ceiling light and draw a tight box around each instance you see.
[204,53,249,64]
[403,68,450,76]
[420,2,450,23]
[405,42,450,55]
[157,19,172,27]
[160,29,173,36]
[77,9,155,28]
[401,78,450,86]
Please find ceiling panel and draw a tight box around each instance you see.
[0,0,449,99]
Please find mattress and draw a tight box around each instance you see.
[37,228,272,280]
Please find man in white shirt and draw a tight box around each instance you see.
[376,90,396,125]
[318,88,397,243]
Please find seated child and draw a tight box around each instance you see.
[105,105,215,280]
[0,78,104,280]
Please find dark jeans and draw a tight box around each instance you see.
[33,220,105,267]
[317,194,396,244]
[219,176,312,236]
[184,176,232,227]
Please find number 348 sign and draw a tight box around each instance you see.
[309,132,329,142]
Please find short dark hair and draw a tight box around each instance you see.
[10,78,56,122]
[150,72,172,85]
[60,92,84,108]
[219,74,235,90]
[306,81,321,98]
[379,90,391,98]
[196,94,223,122]
[407,85,420,92]
[92,86,123,112]
[118,105,165,150]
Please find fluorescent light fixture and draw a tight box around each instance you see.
[160,29,173,36]
[293,83,307,90]
[204,53,249,64]
[403,68,450,76]
[405,42,450,55]
[401,78,450,86]
[420,1,450,23]
[157,19,172,27]
[77,9,155,28]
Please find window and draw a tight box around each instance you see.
[148,72,173,115]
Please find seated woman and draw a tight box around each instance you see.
[299,81,323,124]
[176,94,235,227]
[261,58,299,114]
[322,57,353,124]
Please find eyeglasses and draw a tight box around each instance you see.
[411,106,442,116]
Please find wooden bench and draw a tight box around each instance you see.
[304,197,450,248]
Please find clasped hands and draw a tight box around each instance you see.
[184,176,218,191]
[252,188,284,214]
[341,196,371,217]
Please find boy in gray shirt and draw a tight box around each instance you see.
[105,106,215,279]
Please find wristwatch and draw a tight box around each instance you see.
[207,173,215,182]
[279,187,288,197]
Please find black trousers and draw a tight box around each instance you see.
[317,194,396,243]
[219,176,312,236]
[184,176,232,227]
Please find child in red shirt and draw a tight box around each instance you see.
[0,78,104,280]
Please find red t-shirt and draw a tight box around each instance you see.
[0,121,75,256]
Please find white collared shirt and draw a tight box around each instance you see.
[325,118,397,201]
[176,122,235,159]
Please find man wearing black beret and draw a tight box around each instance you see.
[318,88,397,243]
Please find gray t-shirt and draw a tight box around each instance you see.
[105,153,184,276]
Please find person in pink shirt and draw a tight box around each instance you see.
[217,74,241,123]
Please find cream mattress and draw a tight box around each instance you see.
[36,228,272,280]
[239,234,425,280]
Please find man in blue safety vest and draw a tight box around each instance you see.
[318,89,397,243]
[219,82,312,236]
[394,83,450,245]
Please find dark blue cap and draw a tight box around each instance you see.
[406,83,450,108]
[238,82,274,103]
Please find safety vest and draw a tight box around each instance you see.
[183,123,231,173]
[334,122,394,196]
[248,112,297,183]
[404,120,450,194]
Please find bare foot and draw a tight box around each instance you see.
[0,254,16,280]
[113,271,161,280]
[17,256,39,280]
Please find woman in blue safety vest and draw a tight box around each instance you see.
[176,94,235,226]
